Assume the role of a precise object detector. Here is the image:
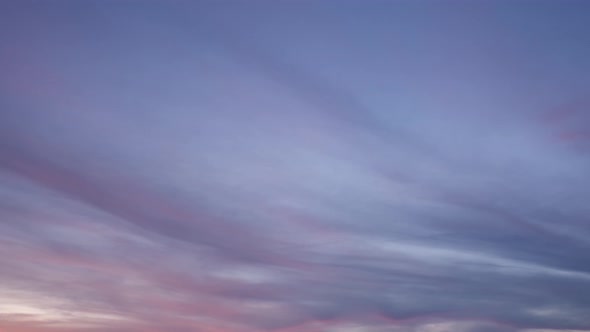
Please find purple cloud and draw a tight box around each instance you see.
[2,1,590,331]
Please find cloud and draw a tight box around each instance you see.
[2,1,590,332]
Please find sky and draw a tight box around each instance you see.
[1,0,590,331]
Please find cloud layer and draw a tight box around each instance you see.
[2,1,590,331]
